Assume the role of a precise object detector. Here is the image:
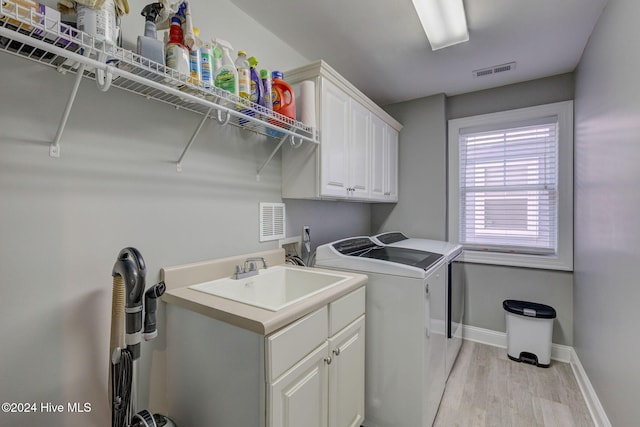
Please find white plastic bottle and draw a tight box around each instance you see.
[165,16,190,77]
[235,50,251,101]
[200,40,214,89]
[188,27,202,85]
[213,39,239,97]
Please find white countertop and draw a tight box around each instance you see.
[161,248,367,335]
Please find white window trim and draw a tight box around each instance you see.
[448,101,574,271]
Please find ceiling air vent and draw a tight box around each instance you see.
[473,62,517,78]
[259,202,286,242]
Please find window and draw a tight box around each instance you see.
[448,101,573,271]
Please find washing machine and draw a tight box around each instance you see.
[372,232,464,377]
[315,236,447,427]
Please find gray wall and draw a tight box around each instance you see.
[447,73,576,119]
[285,199,371,252]
[451,76,576,345]
[449,75,576,345]
[462,264,573,346]
[372,94,447,239]
[574,0,640,424]
[378,75,575,345]
[0,3,370,425]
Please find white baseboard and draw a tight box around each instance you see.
[570,348,612,427]
[461,324,611,427]
[462,324,572,362]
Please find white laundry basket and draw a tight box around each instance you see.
[503,300,556,367]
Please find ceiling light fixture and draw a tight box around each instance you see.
[411,0,469,50]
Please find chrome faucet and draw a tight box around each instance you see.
[233,257,268,279]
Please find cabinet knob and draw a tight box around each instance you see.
[324,356,332,365]
[332,348,341,356]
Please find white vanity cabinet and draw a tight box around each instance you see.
[282,61,401,202]
[328,315,366,427]
[166,286,366,427]
[267,287,366,427]
[267,308,330,427]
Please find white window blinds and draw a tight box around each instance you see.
[458,117,559,254]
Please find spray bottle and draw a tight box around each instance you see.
[137,2,165,65]
[213,38,239,97]
[212,45,222,76]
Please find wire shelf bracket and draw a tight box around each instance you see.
[50,61,85,157]
[256,132,314,182]
[176,107,214,172]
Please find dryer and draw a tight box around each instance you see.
[371,232,464,377]
[316,237,447,427]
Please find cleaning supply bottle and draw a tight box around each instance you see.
[248,56,264,108]
[188,27,202,85]
[165,16,189,77]
[137,2,164,65]
[235,50,251,102]
[200,40,214,89]
[272,71,296,121]
[213,39,239,97]
[212,45,222,77]
[260,68,273,110]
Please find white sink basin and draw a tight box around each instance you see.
[189,265,352,312]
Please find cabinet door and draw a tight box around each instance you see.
[385,126,399,202]
[269,342,329,427]
[370,114,387,200]
[349,100,370,199]
[328,315,365,427]
[320,79,350,198]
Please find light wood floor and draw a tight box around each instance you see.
[433,341,594,427]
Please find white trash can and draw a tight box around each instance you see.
[503,300,556,367]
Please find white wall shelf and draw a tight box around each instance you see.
[0,0,318,174]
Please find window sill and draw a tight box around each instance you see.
[458,249,573,272]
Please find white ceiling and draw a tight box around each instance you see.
[229,0,608,106]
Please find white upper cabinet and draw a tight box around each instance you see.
[347,98,371,199]
[282,61,401,203]
[370,115,398,202]
[319,79,351,198]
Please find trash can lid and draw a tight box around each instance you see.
[503,299,556,319]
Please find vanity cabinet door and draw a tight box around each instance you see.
[328,315,366,427]
[268,342,329,427]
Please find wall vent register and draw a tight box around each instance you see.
[259,202,285,242]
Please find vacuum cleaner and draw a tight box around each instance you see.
[110,247,177,427]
